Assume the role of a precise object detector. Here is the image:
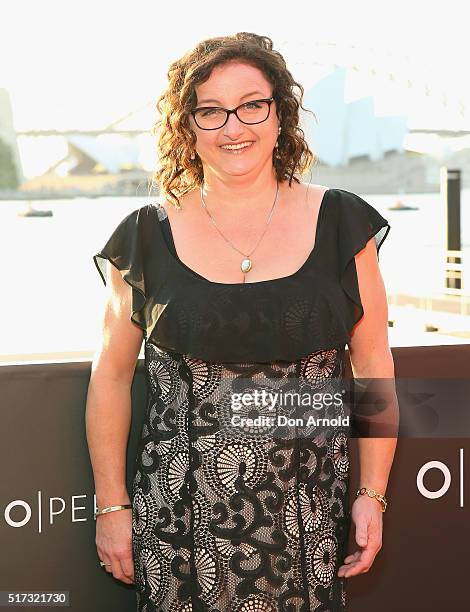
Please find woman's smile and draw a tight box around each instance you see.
[220,141,255,154]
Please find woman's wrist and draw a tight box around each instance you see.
[355,486,388,512]
[95,503,132,519]
[96,486,130,509]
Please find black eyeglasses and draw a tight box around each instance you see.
[190,97,274,130]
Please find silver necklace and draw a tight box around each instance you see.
[199,181,279,281]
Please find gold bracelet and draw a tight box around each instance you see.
[356,487,387,512]
[94,503,132,519]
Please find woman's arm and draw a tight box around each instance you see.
[86,261,143,506]
[338,236,399,578]
[348,236,399,493]
[85,262,143,585]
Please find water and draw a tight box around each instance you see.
[1,191,469,361]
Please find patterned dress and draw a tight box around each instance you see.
[93,188,390,611]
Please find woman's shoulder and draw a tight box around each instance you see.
[292,180,329,200]
[326,188,389,227]
[299,185,388,225]
[114,202,168,229]
[295,184,391,256]
[156,188,199,221]
[284,181,330,221]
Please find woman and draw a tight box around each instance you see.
[86,32,398,611]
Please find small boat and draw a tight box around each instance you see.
[17,201,53,217]
[388,199,419,211]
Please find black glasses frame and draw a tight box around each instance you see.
[190,97,275,130]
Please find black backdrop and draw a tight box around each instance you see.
[1,344,469,611]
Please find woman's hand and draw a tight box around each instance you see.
[96,508,135,585]
[337,495,383,578]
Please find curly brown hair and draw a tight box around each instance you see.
[151,32,317,209]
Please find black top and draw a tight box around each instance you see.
[93,188,390,363]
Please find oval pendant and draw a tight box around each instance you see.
[241,258,252,273]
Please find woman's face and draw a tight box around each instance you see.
[189,61,279,178]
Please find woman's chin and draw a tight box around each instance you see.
[219,161,257,176]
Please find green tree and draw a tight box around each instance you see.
[0,136,19,189]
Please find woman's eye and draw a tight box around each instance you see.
[201,108,222,117]
[243,101,262,109]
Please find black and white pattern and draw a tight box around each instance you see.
[131,340,351,611]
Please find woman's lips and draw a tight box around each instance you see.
[220,141,255,154]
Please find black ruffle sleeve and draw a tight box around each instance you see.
[337,190,391,334]
[92,207,147,333]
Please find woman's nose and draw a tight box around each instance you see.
[223,111,246,138]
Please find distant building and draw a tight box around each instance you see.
[19,132,152,196]
[65,133,143,175]
[302,67,408,166]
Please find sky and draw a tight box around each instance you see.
[1,0,469,176]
